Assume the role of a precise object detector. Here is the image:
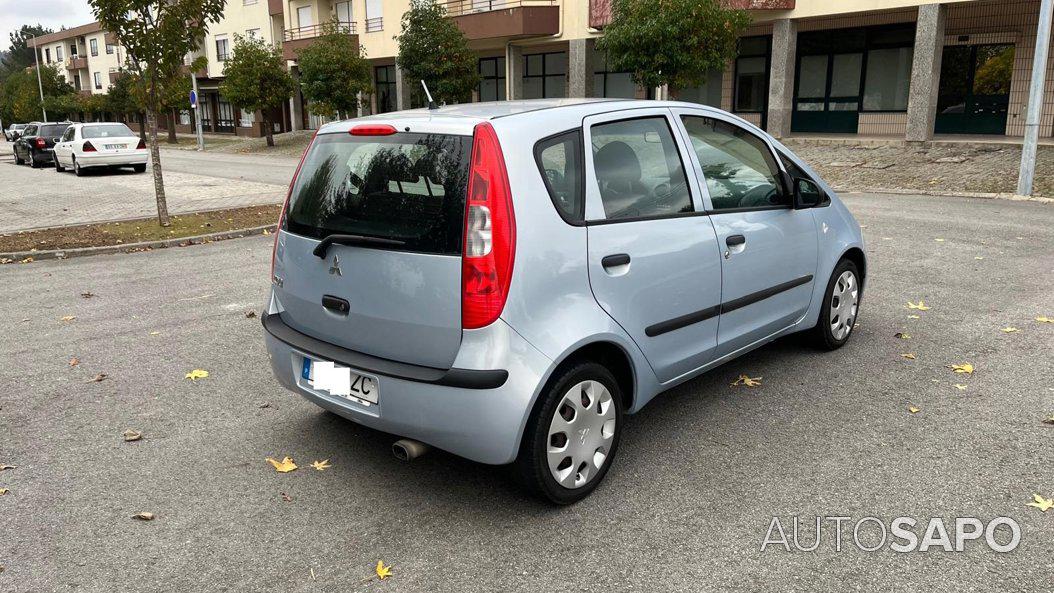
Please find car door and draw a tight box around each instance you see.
[55,126,75,165]
[673,109,818,358]
[583,108,724,383]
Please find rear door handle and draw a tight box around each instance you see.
[726,235,746,247]
[601,253,631,268]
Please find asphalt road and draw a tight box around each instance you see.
[1,192,1052,592]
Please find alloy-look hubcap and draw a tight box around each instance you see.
[829,270,859,341]
[546,380,617,489]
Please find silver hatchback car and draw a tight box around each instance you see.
[264,99,865,503]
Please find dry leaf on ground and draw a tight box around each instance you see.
[245,310,257,318]
[954,384,967,391]
[69,357,79,367]
[0,488,8,495]
[266,456,298,473]
[87,373,108,383]
[894,332,911,339]
[375,561,393,580]
[908,406,920,414]
[900,353,916,360]
[948,363,974,374]
[906,301,931,311]
[310,459,332,471]
[132,512,155,521]
[1043,414,1054,426]
[184,369,209,380]
[123,430,142,442]
[907,314,920,319]
[1036,316,1053,323]
[1026,494,1054,512]
[0,464,15,471]
[60,315,76,322]
[1001,327,1019,333]
[731,375,762,387]
[80,291,95,298]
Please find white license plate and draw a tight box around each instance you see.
[104,144,124,150]
[301,357,378,404]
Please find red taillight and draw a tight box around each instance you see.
[461,122,515,329]
[350,124,397,136]
[82,141,97,152]
[35,138,46,148]
[271,129,319,282]
[136,138,146,150]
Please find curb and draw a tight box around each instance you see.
[835,187,1054,204]
[1,224,276,263]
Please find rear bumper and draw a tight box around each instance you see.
[77,152,148,167]
[262,309,553,465]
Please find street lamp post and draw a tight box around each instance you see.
[1017,0,1053,196]
[30,35,47,121]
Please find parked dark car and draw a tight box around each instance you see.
[13,122,70,168]
[5,123,27,142]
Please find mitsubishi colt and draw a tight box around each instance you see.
[263,99,865,504]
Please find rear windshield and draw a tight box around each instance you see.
[83,124,134,139]
[285,132,471,255]
[38,124,69,137]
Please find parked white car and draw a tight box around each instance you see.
[53,122,148,176]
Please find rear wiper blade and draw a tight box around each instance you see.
[312,234,406,258]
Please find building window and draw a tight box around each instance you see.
[478,57,505,101]
[56,46,63,61]
[216,37,230,61]
[335,1,353,24]
[523,52,566,99]
[677,70,723,107]
[217,98,235,132]
[45,48,51,63]
[593,50,636,99]
[365,0,383,31]
[240,109,256,128]
[243,0,258,5]
[375,65,396,113]
[734,36,769,113]
[94,72,102,89]
[106,43,114,55]
[297,5,313,28]
[70,44,78,56]
[90,38,98,57]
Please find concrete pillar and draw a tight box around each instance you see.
[356,91,364,117]
[767,18,797,139]
[568,38,595,98]
[506,44,523,100]
[289,68,303,131]
[395,66,412,110]
[905,3,946,142]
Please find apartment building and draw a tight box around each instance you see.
[33,22,125,97]
[35,0,1054,141]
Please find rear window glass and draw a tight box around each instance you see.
[38,124,69,137]
[83,124,134,138]
[285,132,472,255]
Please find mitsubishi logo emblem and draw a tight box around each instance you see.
[329,254,342,276]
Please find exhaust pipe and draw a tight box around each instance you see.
[392,439,431,461]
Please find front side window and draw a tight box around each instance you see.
[590,117,692,220]
[535,131,583,222]
[681,116,786,211]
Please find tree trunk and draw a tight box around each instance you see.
[167,110,177,144]
[146,110,171,227]
[264,115,274,147]
[138,112,146,143]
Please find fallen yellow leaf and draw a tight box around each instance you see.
[0,464,15,471]
[900,353,916,360]
[934,238,945,242]
[132,512,155,521]
[60,315,76,322]
[0,488,8,495]
[974,256,984,260]
[149,331,161,336]
[1043,414,1054,426]
[908,406,920,414]
[1036,316,1053,323]
[376,561,393,580]
[907,314,921,320]
[731,374,762,387]
[948,363,974,374]
[123,430,142,442]
[267,456,298,473]
[310,459,332,471]
[906,301,931,311]
[894,332,911,339]
[1026,494,1054,512]
[953,384,967,391]
[184,369,209,380]
[1000,327,1019,333]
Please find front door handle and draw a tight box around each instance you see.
[601,253,631,268]
[726,235,746,247]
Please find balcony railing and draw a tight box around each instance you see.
[441,0,556,17]
[66,56,88,70]
[364,16,383,32]
[283,21,356,41]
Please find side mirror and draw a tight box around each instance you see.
[794,178,824,209]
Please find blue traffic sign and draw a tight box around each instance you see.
[189,90,197,108]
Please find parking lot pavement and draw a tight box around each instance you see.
[1,192,1051,592]
[0,140,293,233]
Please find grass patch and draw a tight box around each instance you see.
[0,205,281,254]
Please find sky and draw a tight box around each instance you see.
[0,0,96,51]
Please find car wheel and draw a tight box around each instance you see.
[133,164,146,173]
[29,153,40,168]
[73,157,84,177]
[515,361,623,505]
[810,258,861,350]
[55,155,65,173]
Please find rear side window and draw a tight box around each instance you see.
[590,117,692,220]
[681,116,787,211]
[38,124,69,137]
[83,124,134,138]
[535,130,583,222]
[285,132,471,255]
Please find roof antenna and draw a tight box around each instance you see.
[420,80,437,110]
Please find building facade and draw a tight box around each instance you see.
[33,0,1054,141]
[34,22,125,97]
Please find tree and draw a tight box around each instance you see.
[396,0,479,106]
[597,0,751,92]
[220,35,295,147]
[297,22,372,119]
[0,64,74,122]
[1,24,53,78]
[89,0,226,227]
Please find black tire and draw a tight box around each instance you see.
[515,361,624,505]
[29,152,40,168]
[55,155,65,172]
[810,258,861,350]
[133,164,146,173]
[73,157,84,177]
